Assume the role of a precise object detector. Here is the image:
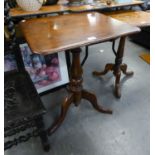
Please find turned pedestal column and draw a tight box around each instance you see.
[48,48,112,135]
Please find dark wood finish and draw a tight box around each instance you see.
[5,115,49,151]
[20,12,140,55]
[35,116,50,151]
[78,10,149,93]
[104,10,150,27]
[93,37,133,98]
[20,12,140,134]
[113,36,126,98]
[10,0,144,18]
[93,10,150,97]
[4,0,50,151]
[48,48,112,135]
[4,71,50,151]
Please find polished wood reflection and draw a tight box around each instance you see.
[20,12,140,55]
[93,10,149,98]
[20,12,140,134]
[104,10,150,27]
[48,48,112,135]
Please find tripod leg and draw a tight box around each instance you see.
[92,63,114,76]
[82,89,112,114]
[47,94,74,135]
[114,72,121,98]
[121,63,134,76]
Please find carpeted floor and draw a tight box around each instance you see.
[5,38,150,155]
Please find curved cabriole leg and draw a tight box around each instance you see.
[92,37,134,98]
[48,94,74,136]
[120,63,134,76]
[92,63,114,76]
[48,48,112,135]
[82,89,112,114]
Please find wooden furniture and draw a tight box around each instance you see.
[10,0,144,18]
[104,10,150,27]
[106,10,150,47]
[20,12,140,135]
[9,0,145,86]
[4,0,50,151]
[10,4,69,18]
[93,10,150,97]
[69,0,144,12]
[127,10,150,48]
[4,70,50,151]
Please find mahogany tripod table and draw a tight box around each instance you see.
[92,10,150,98]
[20,12,140,135]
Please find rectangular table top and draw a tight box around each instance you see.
[10,0,144,18]
[104,10,150,27]
[20,12,140,55]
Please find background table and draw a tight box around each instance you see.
[92,10,150,97]
[105,10,150,27]
[10,0,144,18]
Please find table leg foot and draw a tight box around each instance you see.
[114,72,121,98]
[47,94,74,135]
[82,89,112,114]
[115,84,121,98]
[92,63,114,76]
[120,63,134,76]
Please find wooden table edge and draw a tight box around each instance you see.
[23,29,140,56]
[10,0,144,18]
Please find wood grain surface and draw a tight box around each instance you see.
[20,12,140,55]
[104,10,150,27]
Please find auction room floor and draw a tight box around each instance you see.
[5,38,150,155]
